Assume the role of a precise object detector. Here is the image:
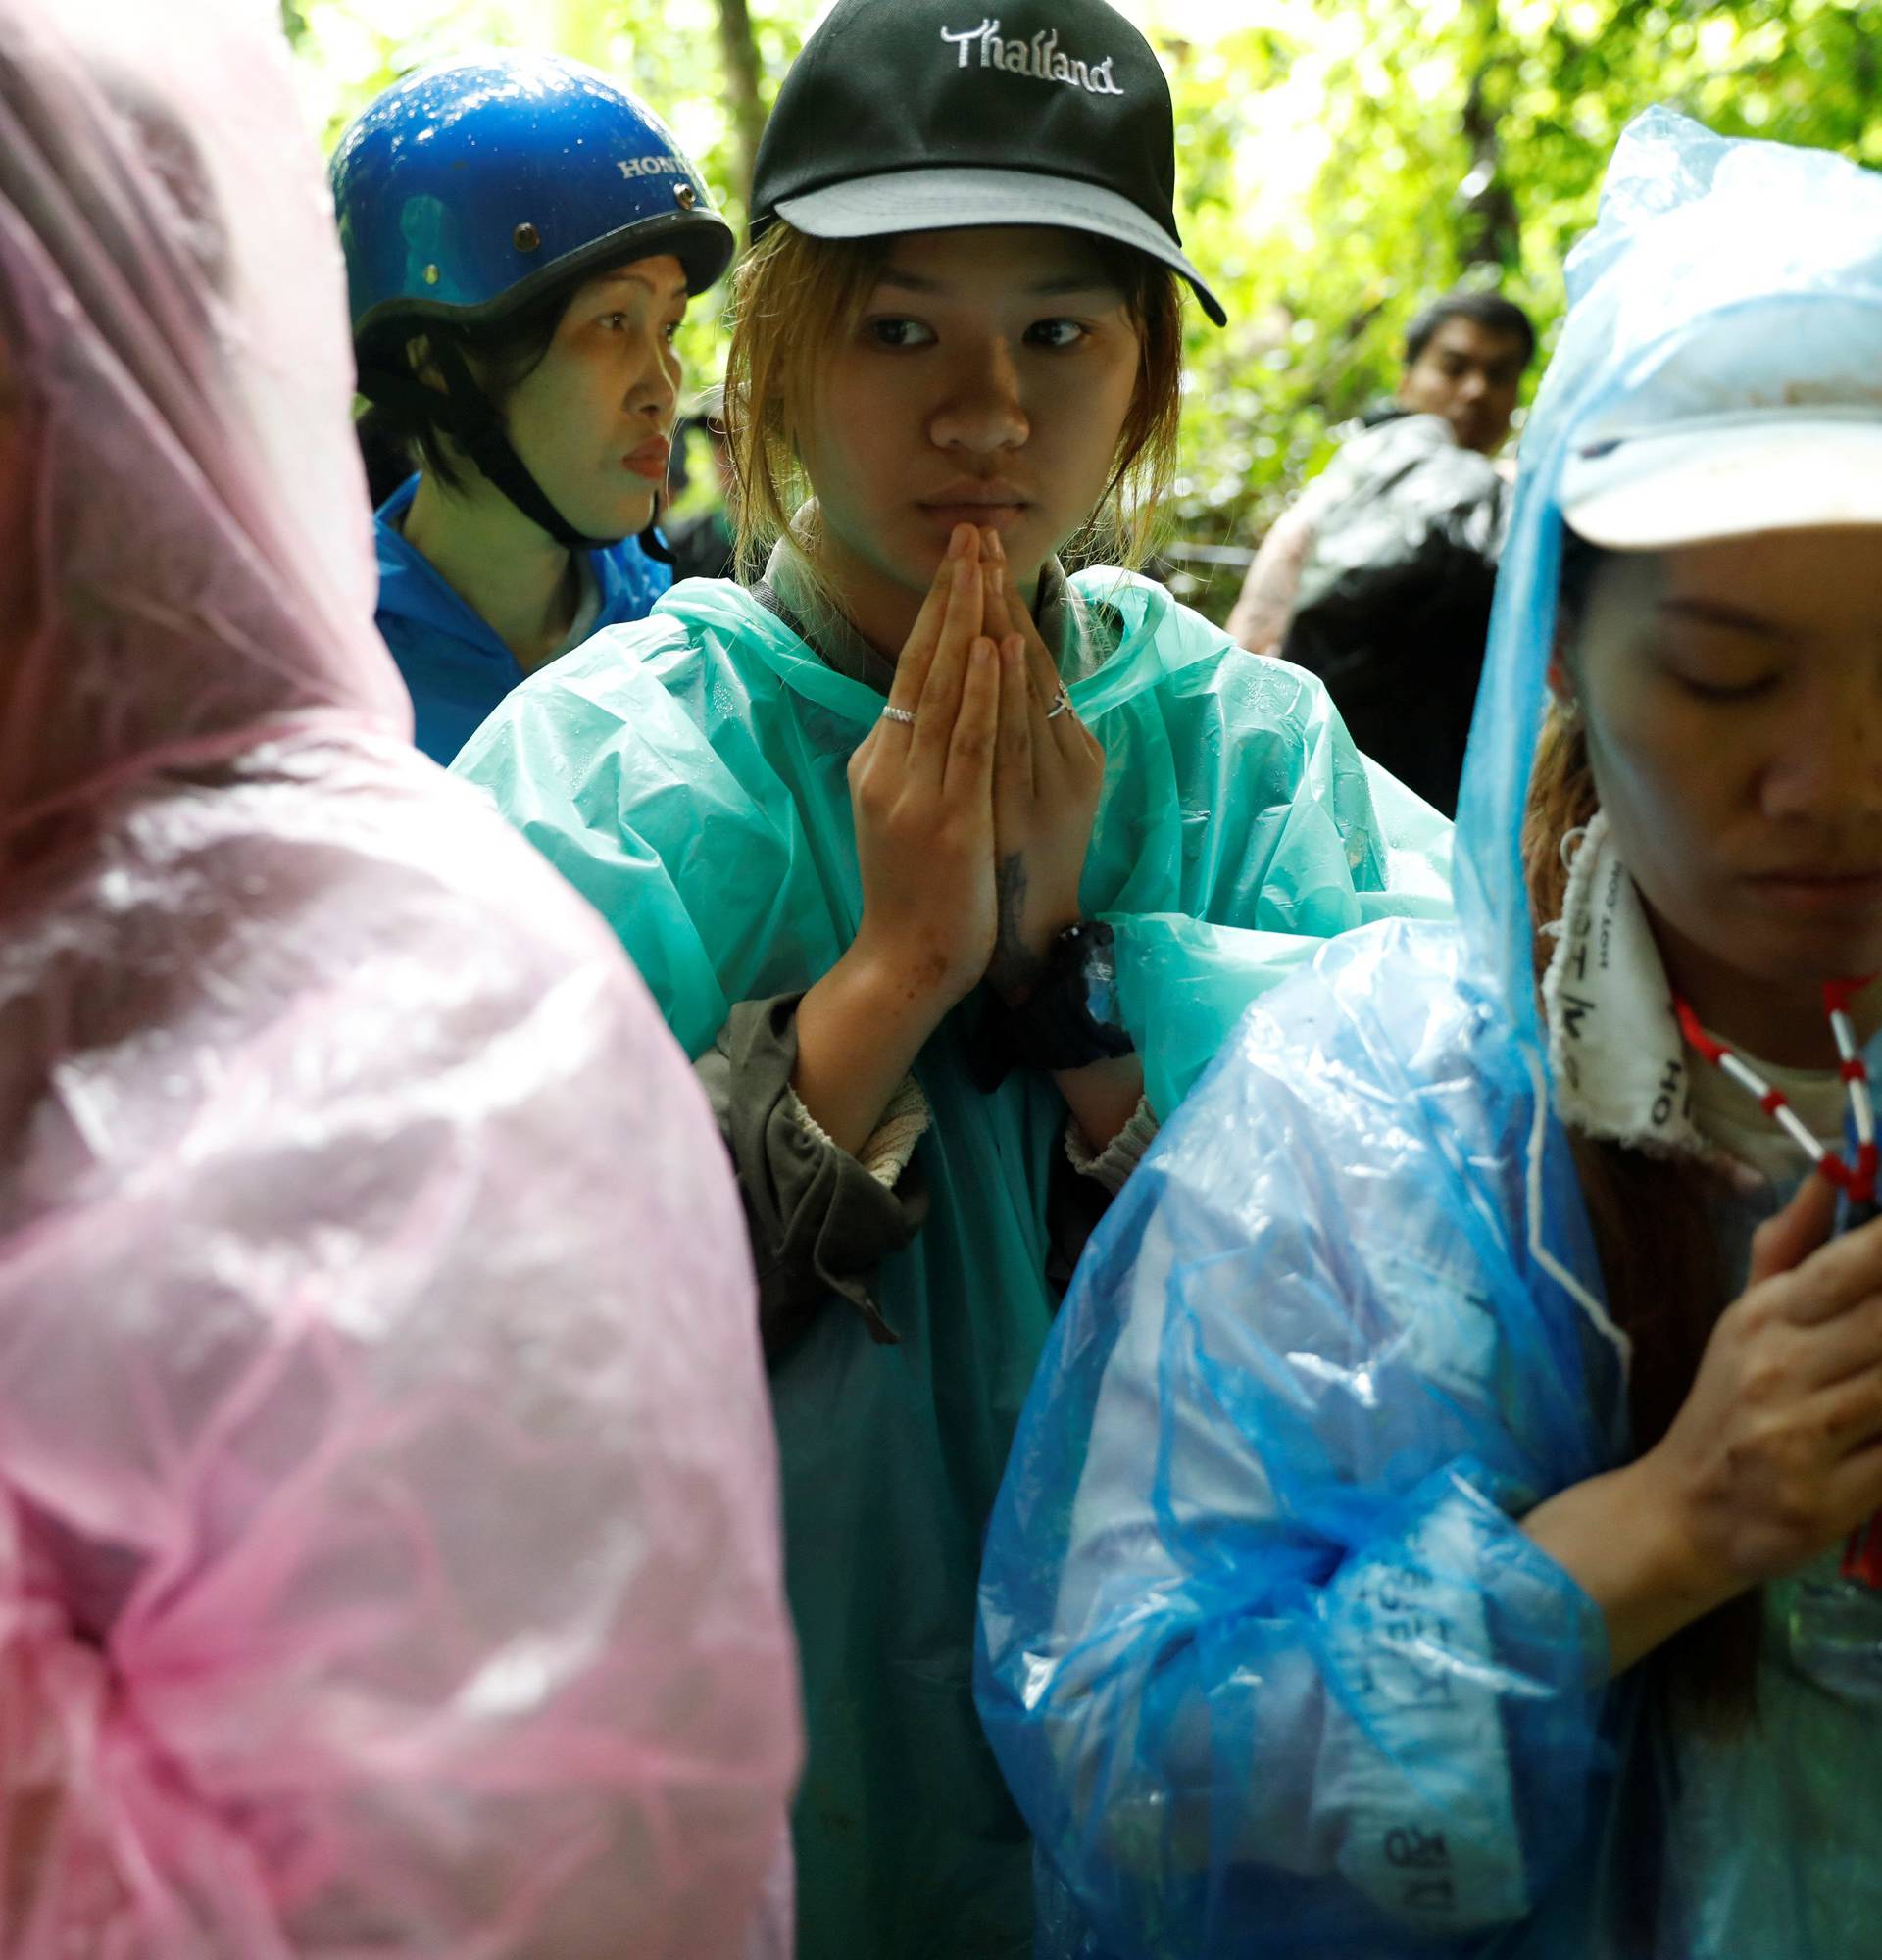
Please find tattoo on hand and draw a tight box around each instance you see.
[989,853,1042,997]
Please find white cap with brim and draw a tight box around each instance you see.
[1561,406,1882,550]
[775,167,1229,329]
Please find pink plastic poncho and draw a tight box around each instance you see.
[0,1,800,1953]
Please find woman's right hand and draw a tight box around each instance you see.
[789,526,1001,1157]
[1642,1174,1882,1591]
[844,523,1002,1012]
[1526,1173,1882,1676]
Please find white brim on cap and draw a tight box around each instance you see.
[774,166,1227,327]
[1560,409,1882,549]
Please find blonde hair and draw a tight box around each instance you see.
[721,222,1185,595]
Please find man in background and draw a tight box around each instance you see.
[1226,292,1533,654]
[1225,292,1535,811]
[1397,288,1533,458]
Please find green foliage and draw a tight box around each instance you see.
[290,0,1882,618]
[1159,0,1882,613]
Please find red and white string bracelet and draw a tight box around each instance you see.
[1670,982,1879,1203]
[1671,979,1882,1586]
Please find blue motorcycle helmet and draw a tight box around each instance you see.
[331,53,735,551]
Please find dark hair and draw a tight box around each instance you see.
[351,276,578,500]
[355,400,421,508]
[1405,291,1536,369]
[1524,524,1763,1729]
[1555,523,1608,633]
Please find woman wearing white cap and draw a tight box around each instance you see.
[454,0,1451,1951]
[977,109,1882,1958]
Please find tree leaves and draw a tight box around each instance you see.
[290,0,1882,618]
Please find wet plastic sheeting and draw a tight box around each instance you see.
[0,0,798,1951]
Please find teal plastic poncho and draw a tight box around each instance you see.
[974,111,1882,1960]
[454,565,1450,1958]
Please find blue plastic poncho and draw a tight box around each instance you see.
[975,111,1882,1960]
[453,564,1450,1959]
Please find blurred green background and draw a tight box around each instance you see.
[287,0,1882,617]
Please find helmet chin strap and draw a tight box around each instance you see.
[422,339,622,552]
[361,336,675,566]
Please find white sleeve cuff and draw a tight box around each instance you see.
[788,1075,931,1189]
[1065,1095,1160,1197]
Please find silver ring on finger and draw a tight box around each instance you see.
[1045,689,1072,721]
[880,704,916,725]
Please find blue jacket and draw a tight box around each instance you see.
[975,110,1882,1960]
[373,474,670,763]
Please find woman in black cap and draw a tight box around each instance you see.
[456,3,1450,1952]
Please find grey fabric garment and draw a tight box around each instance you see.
[701,550,1130,1356]
[696,995,928,1359]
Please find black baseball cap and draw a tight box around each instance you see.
[750,0,1227,327]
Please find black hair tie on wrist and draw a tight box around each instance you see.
[968,921,1134,1091]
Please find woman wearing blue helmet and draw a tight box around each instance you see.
[330,55,734,763]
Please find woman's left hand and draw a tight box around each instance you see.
[981,531,1107,1001]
